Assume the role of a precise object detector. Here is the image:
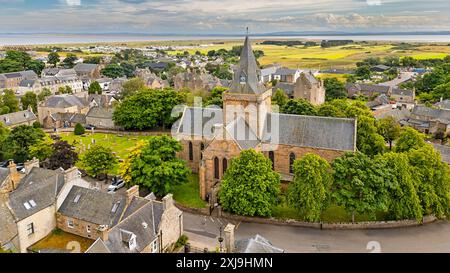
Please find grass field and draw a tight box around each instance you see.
[171,174,208,209]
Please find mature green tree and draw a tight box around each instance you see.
[272,89,288,108]
[47,141,79,170]
[80,145,117,178]
[128,136,190,196]
[357,116,386,156]
[355,65,371,80]
[122,77,146,99]
[21,92,38,112]
[332,152,388,222]
[408,145,450,218]
[0,59,23,73]
[0,123,10,160]
[288,154,333,222]
[281,99,317,116]
[47,52,60,67]
[394,127,426,153]
[74,123,85,135]
[316,103,346,118]
[324,78,347,101]
[219,149,281,217]
[38,88,52,102]
[83,56,102,64]
[26,60,45,75]
[28,136,54,162]
[377,116,401,150]
[120,62,136,78]
[88,81,102,95]
[101,64,125,78]
[204,86,228,107]
[62,53,78,68]
[378,152,423,222]
[113,88,185,130]
[2,89,20,113]
[2,125,46,163]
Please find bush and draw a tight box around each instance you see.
[175,235,189,249]
[32,121,42,129]
[74,123,85,135]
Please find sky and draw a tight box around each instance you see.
[0,0,449,34]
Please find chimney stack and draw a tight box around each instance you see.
[162,193,174,211]
[24,158,39,175]
[98,225,109,242]
[8,161,21,190]
[125,185,139,206]
[224,223,235,253]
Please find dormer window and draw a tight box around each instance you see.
[129,236,137,250]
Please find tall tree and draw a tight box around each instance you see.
[47,52,60,67]
[281,99,318,116]
[2,125,46,163]
[332,152,388,222]
[377,116,401,150]
[101,64,125,78]
[28,136,54,162]
[394,127,426,153]
[47,141,79,170]
[272,89,288,108]
[323,78,347,101]
[80,145,117,178]
[127,136,190,196]
[288,153,333,222]
[2,89,20,113]
[62,53,78,68]
[21,92,38,112]
[356,116,386,156]
[121,77,146,99]
[88,81,102,95]
[219,149,281,217]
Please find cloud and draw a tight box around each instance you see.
[66,0,81,6]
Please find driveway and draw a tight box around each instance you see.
[183,212,450,253]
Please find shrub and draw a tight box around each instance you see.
[74,123,85,135]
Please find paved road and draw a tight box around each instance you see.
[183,212,450,253]
[379,72,415,88]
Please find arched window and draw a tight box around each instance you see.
[222,158,228,175]
[188,141,193,161]
[289,153,296,174]
[200,143,205,160]
[214,157,220,179]
[269,151,275,170]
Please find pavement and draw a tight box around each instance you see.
[183,212,450,253]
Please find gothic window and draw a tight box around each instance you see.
[289,153,296,174]
[269,151,275,170]
[214,157,220,179]
[222,158,228,175]
[200,143,205,160]
[188,141,193,161]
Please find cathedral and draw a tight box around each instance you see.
[173,36,357,203]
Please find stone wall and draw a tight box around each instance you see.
[56,212,102,240]
[159,195,184,251]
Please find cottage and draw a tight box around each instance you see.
[345,83,391,98]
[174,71,222,92]
[293,72,325,106]
[85,107,117,130]
[73,63,101,80]
[38,94,89,128]
[272,68,301,83]
[404,106,450,135]
[0,70,38,91]
[0,109,37,128]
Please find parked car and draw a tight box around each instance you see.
[0,160,26,173]
[85,124,96,130]
[108,176,125,192]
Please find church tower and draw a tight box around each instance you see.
[223,36,272,139]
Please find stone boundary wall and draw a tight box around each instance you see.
[44,128,170,136]
[175,202,438,230]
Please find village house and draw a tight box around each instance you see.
[403,105,450,135]
[0,70,38,91]
[345,83,391,98]
[136,68,168,89]
[85,192,182,253]
[435,99,450,110]
[0,159,91,252]
[85,107,118,130]
[391,88,415,104]
[0,108,37,128]
[173,36,357,203]
[38,94,89,129]
[174,71,223,92]
[260,64,281,84]
[73,63,101,80]
[273,71,325,105]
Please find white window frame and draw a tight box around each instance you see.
[26,223,34,236]
[86,225,91,233]
[67,219,74,229]
[151,239,158,253]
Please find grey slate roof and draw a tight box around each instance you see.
[0,167,9,187]
[229,36,267,95]
[274,68,298,76]
[274,82,295,96]
[374,108,411,121]
[392,88,414,97]
[122,196,150,219]
[235,234,284,253]
[346,83,391,95]
[433,144,450,164]
[58,186,126,226]
[103,201,164,253]
[74,63,99,73]
[300,72,319,85]
[0,196,17,246]
[225,117,260,150]
[175,107,223,138]
[86,107,114,119]
[43,95,87,108]
[85,238,111,253]
[435,100,450,110]
[8,168,65,221]
[0,110,37,127]
[262,113,357,151]
[412,106,450,122]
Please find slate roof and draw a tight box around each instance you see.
[225,117,260,150]
[433,144,450,164]
[42,95,87,108]
[392,88,414,97]
[229,36,267,95]
[0,196,17,246]
[0,110,37,127]
[274,82,295,96]
[300,72,319,85]
[436,100,450,110]
[262,113,356,151]
[374,108,411,121]
[274,68,298,76]
[412,106,450,122]
[103,201,164,253]
[235,234,284,253]
[260,65,280,77]
[86,107,114,119]
[175,107,223,139]
[8,168,65,221]
[58,186,126,226]
[345,83,391,95]
[85,238,111,253]
[74,63,99,73]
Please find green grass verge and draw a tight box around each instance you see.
[171,174,207,209]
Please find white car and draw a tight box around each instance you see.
[108,177,125,192]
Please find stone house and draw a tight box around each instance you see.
[260,64,281,83]
[85,193,183,253]
[3,159,90,252]
[391,88,415,104]
[293,72,325,106]
[173,36,357,203]
[272,68,301,83]
[85,106,118,130]
[345,83,391,98]
[56,186,126,240]
[174,71,222,92]
[0,109,37,128]
[73,63,101,80]
[404,105,450,135]
[0,70,38,91]
[38,94,89,128]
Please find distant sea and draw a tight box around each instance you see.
[0,33,450,46]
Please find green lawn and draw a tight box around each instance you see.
[58,132,149,175]
[171,174,208,209]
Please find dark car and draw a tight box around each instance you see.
[85,124,96,130]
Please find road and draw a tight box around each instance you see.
[183,212,450,253]
[379,71,415,88]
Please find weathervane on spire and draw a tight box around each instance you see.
[246,27,249,36]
